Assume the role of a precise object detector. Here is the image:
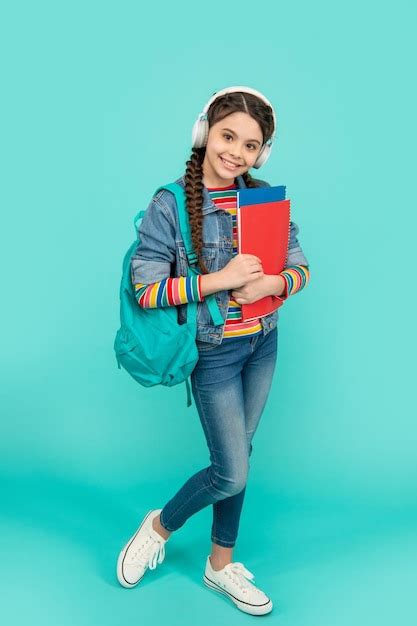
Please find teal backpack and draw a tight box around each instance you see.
[114,183,224,407]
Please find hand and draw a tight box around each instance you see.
[231,275,270,304]
[219,253,263,290]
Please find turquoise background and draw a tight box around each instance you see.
[1,0,416,623]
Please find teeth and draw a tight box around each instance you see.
[221,157,238,168]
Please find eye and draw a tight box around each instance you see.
[223,133,258,150]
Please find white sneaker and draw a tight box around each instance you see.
[203,556,273,615]
[117,509,169,588]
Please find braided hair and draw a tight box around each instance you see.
[184,91,275,274]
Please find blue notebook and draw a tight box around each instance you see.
[237,184,286,207]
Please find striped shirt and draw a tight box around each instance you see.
[133,183,310,338]
[208,184,263,339]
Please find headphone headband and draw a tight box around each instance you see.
[199,85,276,143]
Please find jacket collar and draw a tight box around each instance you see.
[175,174,247,216]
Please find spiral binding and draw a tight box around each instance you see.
[286,200,291,266]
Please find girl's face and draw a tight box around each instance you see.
[202,111,264,188]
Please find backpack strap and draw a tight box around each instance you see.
[185,377,192,407]
[133,209,146,232]
[151,183,223,327]
[155,183,197,266]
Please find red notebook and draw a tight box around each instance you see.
[237,199,291,321]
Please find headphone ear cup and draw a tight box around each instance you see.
[253,143,272,169]
[191,118,209,148]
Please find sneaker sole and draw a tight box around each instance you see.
[117,509,155,588]
[203,574,273,616]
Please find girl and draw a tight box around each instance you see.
[116,86,310,616]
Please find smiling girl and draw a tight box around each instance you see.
[116,86,310,615]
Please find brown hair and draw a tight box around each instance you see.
[184,91,275,274]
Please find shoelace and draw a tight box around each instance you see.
[131,536,166,571]
[225,562,255,591]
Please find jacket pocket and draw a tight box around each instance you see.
[177,244,217,274]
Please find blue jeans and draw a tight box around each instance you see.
[159,327,278,547]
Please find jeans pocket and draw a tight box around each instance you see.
[195,339,218,352]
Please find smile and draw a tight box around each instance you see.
[219,156,240,170]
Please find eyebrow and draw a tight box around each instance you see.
[221,128,261,145]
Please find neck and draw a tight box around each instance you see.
[206,181,237,190]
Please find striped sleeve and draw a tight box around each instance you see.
[133,275,205,308]
[274,265,310,301]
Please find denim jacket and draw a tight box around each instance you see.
[130,173,309,345]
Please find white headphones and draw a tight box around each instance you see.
[191,85,277,169]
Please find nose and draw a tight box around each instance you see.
[228,145,243,161]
